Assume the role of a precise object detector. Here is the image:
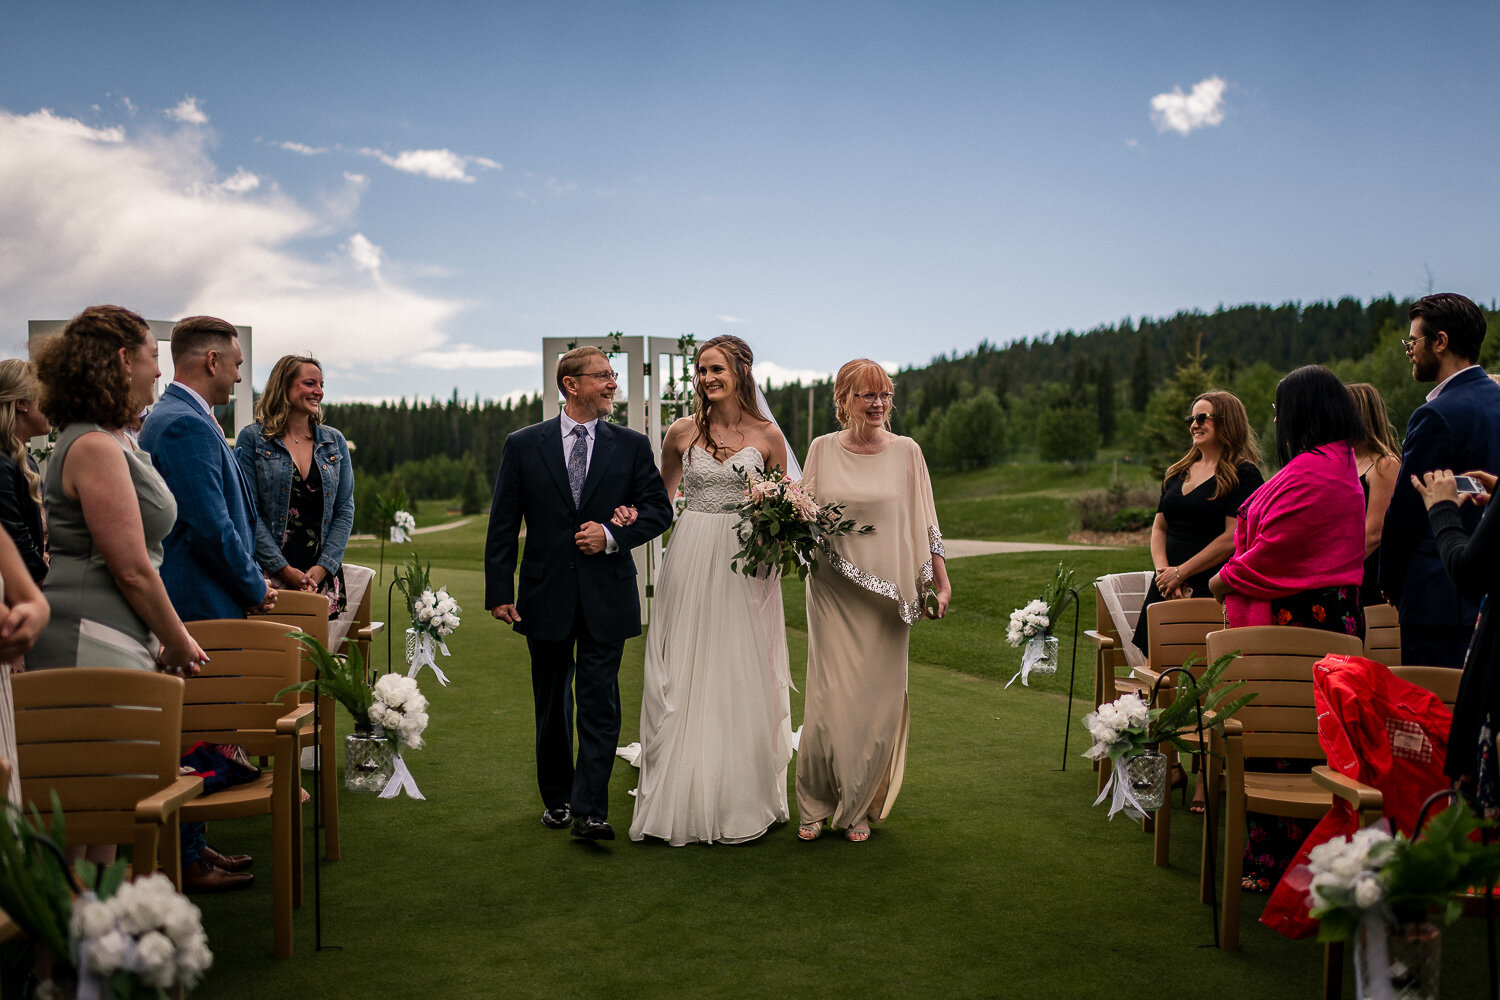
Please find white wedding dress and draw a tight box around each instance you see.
[628,445,793,845]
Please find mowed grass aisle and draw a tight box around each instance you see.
[186,526,1491,999]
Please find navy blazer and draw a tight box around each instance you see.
[1380,366,1500,627]
[139,383,266,622]
[484,416,672,644]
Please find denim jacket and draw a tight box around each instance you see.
[234,421,355,575]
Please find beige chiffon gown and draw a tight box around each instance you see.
[796,433,943,830]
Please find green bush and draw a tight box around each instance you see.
[1036,405,1098,463]
[927,389,1010,469]
[1108,506,1155,532]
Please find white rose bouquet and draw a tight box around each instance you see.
[727,465,873,581]
[390,509,415,544]
[71,873,213,998]
[1005,599,1050,646]
[1005,563,1077,686]
[370,672,430,752]
[394,556,459,686]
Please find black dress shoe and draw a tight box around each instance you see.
[200,844,253,873]
[541,804,572,829]
[182,861,254,894]
[570,816,615,841]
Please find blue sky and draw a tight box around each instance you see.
[2,1,1496,402]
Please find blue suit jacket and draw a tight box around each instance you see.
[483,416,672,643]
[1380,366,1500,627]
[139,383,266,622]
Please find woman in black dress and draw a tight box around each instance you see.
[1132,390,1264,653]
[1347,383,1400,608]
[0,359,51,588]
[234,355,354,617]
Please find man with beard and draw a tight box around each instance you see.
[1380,292,1500,666]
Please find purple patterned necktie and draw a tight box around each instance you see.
[567,425,588,506]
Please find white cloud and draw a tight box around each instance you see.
[0,105,468,377]
[344,233,383,275]
[1150,75,1227,135]
[165,96,209,125]
[216,168,261,194]
[410,345,542,370]
[278,140,327,155]
[717,315,746,325]
[754,361,830,387]
[358,146,501,183]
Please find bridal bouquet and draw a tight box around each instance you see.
[394,557,459,686]
[1084,651,1254,819]
[727,465,873,581]
[1005,563,1076,686]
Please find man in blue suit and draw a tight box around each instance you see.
[140,316,275,624]
[485,347,672,841]
[1380,292,1500,667]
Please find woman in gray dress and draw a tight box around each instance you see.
[29,305,205,675]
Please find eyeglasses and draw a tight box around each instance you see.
[1401,336,1426,356]
[854,392,894,405]
[1183,412,1213,427]
[573,369,619,381]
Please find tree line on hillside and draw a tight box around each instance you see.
[322,295,1499,526]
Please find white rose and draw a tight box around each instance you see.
[87,929,129,975]
[177,932,213,982]
[135,930,177,987]
[381,707,403,729]
[1352,874,1383,909]
[72,898,114,940]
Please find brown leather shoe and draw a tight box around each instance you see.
[182,860,254,894]
[200,845,253,873]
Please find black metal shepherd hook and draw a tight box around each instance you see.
[1053,584,1083,771]
[1147,664,1220,948]
[1412,787,1497,997]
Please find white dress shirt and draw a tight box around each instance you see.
[560,411,617,553]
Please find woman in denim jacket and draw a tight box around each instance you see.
[235,354,354,616]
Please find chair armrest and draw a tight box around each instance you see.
[1312,765,1384,815]
[135,775,204,825]
[1219,717,1242,737]
[1133,665,1163,687]
[358,621,386,639]
[277,702,317,736]
[1084,630,1115,650]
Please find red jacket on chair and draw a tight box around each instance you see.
[1261,654,1452,939]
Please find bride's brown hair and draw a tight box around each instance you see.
[692,335,765,458]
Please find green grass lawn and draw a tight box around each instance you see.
[179,492,1489,999]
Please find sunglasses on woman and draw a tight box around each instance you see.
[1183,412,1214,427]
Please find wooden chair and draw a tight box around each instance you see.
[1312,664,1465,999]
[250,589,341,862]
[1133,598,1223,862]
[1202,625,1364,951]
[332,563,382,666]
[12,669,202,885]
[1361,603,1401,666]
[170,619,313,958]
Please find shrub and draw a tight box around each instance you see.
[930,389,1010,469]
[1037,405,1098,463]
[1108,506,1155,532]
[1074,483,1158,532]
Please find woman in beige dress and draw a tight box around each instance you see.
[796,359,951,843]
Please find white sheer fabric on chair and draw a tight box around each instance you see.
[1096,570,1150,668]
[330,562,376,651]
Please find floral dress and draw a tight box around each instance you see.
[280,461,346,617]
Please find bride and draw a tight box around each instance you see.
[625,335,795,845]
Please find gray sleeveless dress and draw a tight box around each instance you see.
[29,423,177,671]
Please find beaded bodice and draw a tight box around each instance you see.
[680,445,761,514]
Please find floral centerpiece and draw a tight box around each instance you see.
[1082,651,1254,819]
[1306,800,1500,1000]
[1005,563,1076,686]
[0,802,211,999]
[282,634,430,799]
[393,556,460,687]
[728,465,873,580]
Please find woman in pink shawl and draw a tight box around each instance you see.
[1208,364,1367,893]
[1210,365,1366,637]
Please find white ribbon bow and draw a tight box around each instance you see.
[405,629,451,686]
[1006,635,1053,688]
[379,753,425,800]
[1092,761,1151,821]
[389,525,410,544]
[1354,909,1396,1000]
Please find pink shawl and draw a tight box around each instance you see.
[1218,444,1365,628]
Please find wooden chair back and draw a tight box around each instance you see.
[1389,664,1461,710]
[12,669,185,850]
[250,588,330,684]
[181,620,303,757]
[1361,603,1401,666]
[1146,598,1223,690]
[1205,626,1363,758]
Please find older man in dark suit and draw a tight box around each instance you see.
[1380,292,1500,667]
[485,347,672,841]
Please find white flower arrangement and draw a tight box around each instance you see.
[389,509,415,544]
[413,587,461,639]
[1307,826,1394,918]
[370,672,430,751]
[1081,691,1153,762]
[71,873,212,995]
[1005,599,1050,647]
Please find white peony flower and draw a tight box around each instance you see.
[72,898,114,940]
[87,929,129,975]
[135,930,177,987]
[1119,695,1150,728]
[380,707,403,729]
[1353,874,1384,909]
